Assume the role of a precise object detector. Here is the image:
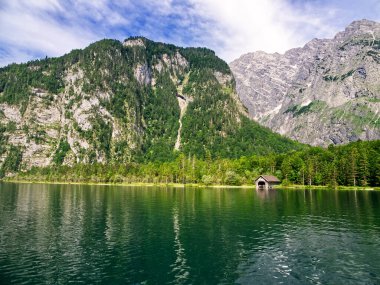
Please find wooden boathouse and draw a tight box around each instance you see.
[255,175,280,190]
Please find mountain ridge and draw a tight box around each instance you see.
[0,37,301,175]
[230,19,380,146]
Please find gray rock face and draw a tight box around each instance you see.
[230,19,380,146]
[0,53,189,170]
[0,38,239,173]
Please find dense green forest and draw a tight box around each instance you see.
[10,140,380,187]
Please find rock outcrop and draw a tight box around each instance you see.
[230,19,380,146]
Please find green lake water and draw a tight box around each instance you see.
[1,183,380,284]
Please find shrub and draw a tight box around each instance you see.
[202,175,213,186]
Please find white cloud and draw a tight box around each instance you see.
[17,0,64,12]
[0,0,378,66]
[188,0,340,62]
[0,12,94,56]
[0,0,196,66]
[0,0,98,66]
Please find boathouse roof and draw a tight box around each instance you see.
[255,175,280,183]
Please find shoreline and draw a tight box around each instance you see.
[280,185,378,191]
[1,179,254,188]
[1,179,379,191]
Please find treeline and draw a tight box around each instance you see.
[12,140,380,187]
[280,140,379,187]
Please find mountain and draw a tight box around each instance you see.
[230,19,380,146]
[0,37,301,174]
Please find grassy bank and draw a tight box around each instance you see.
[2,178,255,188]
[2,179,379,191]
[280,184,379,191]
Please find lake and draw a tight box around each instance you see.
[0,183,380,284]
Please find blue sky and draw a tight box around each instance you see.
[0,0,379,67]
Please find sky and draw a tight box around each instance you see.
[0,0,379,67]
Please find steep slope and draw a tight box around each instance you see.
[0,37,301,174]
[230,19,380,146]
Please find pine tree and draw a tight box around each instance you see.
[350,148,358,186]
[281,157,292,183]
[305,158,314,186]
[358,147,369,186]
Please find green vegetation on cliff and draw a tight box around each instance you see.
[0,37,302,176]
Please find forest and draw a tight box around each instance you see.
[11,140,380,187]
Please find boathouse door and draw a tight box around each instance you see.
[258,180,266,190]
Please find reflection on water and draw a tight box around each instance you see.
[170,204,190,283]
[0,183,380,284]
[255,188,278,201]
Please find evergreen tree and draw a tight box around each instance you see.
[349,148,358,186]
[358,147,369,186]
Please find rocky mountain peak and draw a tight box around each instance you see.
[230,20,380,146]
[334,19,380,42]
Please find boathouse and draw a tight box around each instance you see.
[255,175,280,190]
